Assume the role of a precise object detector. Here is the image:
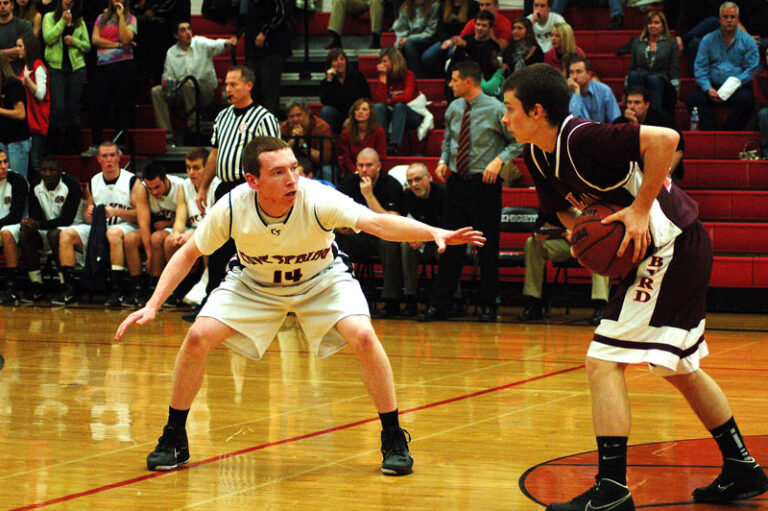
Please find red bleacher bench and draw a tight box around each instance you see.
[682,160,768,188]
[79,129,167,155]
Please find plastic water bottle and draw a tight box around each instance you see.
[690,107,699,131]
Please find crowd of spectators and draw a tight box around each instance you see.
[1,0,767,323]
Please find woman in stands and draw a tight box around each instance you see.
[83,0,137,157]
[17,32,49,185]
[541,21,582,74]
[626,10,679,112]
[501,16,543,75]
[338,98,387,175]
[15,0,41,37]
[422,0,478,78]
[392,0,441,78]
[42,0,89,156]
[0,52,29,181]
[373,46,422,156]
[319,48,372,135]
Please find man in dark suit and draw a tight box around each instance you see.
[613,86,685,181]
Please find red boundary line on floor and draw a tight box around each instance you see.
[9,365,583,510]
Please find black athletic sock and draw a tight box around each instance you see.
[710,416,751,462]
[111,270,127,291]
[5,267,19,287]
[596,436,628,485]
[130,274,143,290]
[61,266,76,286]
[379,409,400,431]
[168,406,190,429]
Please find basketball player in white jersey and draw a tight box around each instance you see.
[53,141,152,306]
[0,150,29,305]
[123,162,183,307]
[115,136,485,475]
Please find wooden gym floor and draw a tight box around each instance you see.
[0,306,766,510]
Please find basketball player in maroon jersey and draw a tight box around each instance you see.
[500,64,768,510]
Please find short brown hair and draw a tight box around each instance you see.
[185,147,210,164]
[242,137,291,177]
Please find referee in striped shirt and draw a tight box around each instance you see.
[184,65,279,320]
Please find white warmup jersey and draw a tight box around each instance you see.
[0,171,23,218]
[90,169,135,226]
[195,178,368,287]
[183,176,220,228]
[33,179,70,221]
[147,174,183,222]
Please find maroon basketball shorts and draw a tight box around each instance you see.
[588,221,713,375]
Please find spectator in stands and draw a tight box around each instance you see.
[753,45,768,159]
[244,0,293,116]
[0,0,32,74]
[42,0,90,155]
[614,86,685,181]
[0,156,80,304]
[372,46,422,156]
[392,0,440,78]
[83,0,138,158]
[527,0,564,54]
[326,0,383,49]
[280,100,334,181]
[542,21,582,74]
[626,11,679,114]
[0,52,29,181]
[501,16,543,75]
[17,32,48,186]
[0,149,28,304]
[686,2,759,131]
[122,161,181,307]
[150,21,236,147]
[451,10,504,98]
[318,48,372,135]
[567,54,621,123]
[160,147,218,306]
[339,97,387,176]
[517,220,610,325]
[15,0,40,36]
[456,0,510,52]
[52,141,151,307]
[421,60,520,323]
[421,0,478,79]
[400,162,445,317]
[673,0,721,67]
[184,65,280,322]
[336,147,405,317]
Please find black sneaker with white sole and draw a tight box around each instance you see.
[380,428,413,475]
[51,283,78,305]
[547,478,634,511]
[20,282,46,303]
[146,424,190,471]
[693,457,768,503]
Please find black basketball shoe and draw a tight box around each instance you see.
[21,282,46,303]
[147,424,190,471]
[693,457,768,503]
[51,283,78,305]
[547,478,634,511]
[380,428,413,475]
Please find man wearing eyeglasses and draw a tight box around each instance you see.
[0,0,32,74]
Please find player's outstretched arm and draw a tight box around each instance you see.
[356,210,485,252]
[115,239,203,342]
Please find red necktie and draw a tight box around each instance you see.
[456,101,472,179]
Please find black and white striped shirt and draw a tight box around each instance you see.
[211,103,280,182]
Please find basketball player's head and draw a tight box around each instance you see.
[185,147,209,187]
[0,150,8,180]
[449,60,482,99]
[96,141,121,176]
[225,65,254,107]
[143,162,169,199]
[356,148,381,183]
[406,163,431,199]
[243,137,299,214]
[40,156,62,190]
[502,63,571,143]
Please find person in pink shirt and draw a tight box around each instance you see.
[372,47,422,155]
[339,98,387,175]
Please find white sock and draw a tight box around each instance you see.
[28,270,43,284]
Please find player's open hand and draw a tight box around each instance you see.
[115,307,157,342]
[602,205,651,263]
[434,226,485,253]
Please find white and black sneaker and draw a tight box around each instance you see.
[547,478,634,511]
[146,424,190,471]
[51,283,78,305]
[380,428,414,475]
[693,458,768,503]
